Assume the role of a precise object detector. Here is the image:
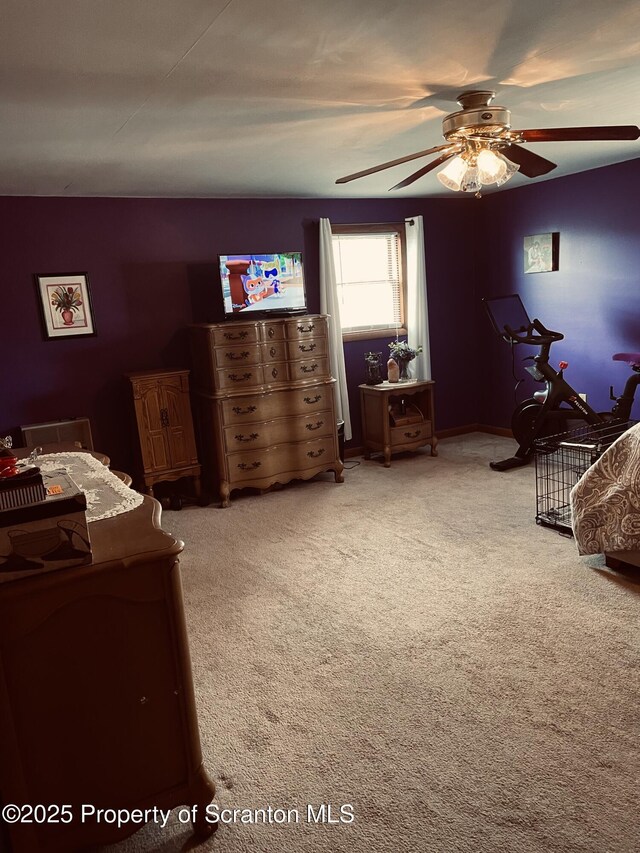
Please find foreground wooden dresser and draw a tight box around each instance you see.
[0,486,214,852]
[190,315,344,506]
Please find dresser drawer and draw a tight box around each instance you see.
[260,321,286,343]
[219,383,334,425]
[292,435,338,472]
[289,356,331,382]
[286,336,328,360]
[215,365,265,392]
[284,316,328,340]
[260,340,288,362]
[213,342,262,368]
[211,324,261,346]
[223,409,333,452]
[228,435,337,484]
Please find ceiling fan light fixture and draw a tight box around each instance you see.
[436,155,467,191]
[460,164,481,193]
[493,151,520,186]
[476,148,507,184]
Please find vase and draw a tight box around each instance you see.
[364,353,383,385]
[398,359,412,382]
[61,309,74,325]
[387,358,399,383]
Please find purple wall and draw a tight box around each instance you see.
[0,196,479,471]
[478,158,640,428]
[3,158,636,476]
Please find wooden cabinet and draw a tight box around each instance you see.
[359,380,438,467]
[127,369,201,498]
[0,489,214,852]
[190,315,344,506]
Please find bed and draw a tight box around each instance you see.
[570,422,640,557]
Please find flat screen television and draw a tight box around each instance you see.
[218,252,307,318]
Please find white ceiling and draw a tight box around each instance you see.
[1,0,639,198]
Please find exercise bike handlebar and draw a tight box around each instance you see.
[503,318,564,346]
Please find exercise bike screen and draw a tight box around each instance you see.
[483,294,532,339]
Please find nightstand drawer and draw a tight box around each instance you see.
[390,420,432,447]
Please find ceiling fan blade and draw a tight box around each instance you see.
[389,151,459,191]
[335,143,456,184]
[501,143,557,178]
[516,126,640,142]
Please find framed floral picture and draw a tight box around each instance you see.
[35,272,96,339]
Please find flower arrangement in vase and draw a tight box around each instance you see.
[51,285,83,326]
[388,340,423,382]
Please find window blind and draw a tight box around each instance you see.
[331,231,402,332]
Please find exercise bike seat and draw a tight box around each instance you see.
[613,352,640,368]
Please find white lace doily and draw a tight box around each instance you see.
[35,452,144,521]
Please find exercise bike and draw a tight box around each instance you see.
[483,294,640,471]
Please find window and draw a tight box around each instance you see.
[331,223,407,340]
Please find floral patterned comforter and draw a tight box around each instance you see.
[570,422,640,555]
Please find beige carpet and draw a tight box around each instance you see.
[105,433,640,853]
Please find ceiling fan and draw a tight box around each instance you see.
[335,90,640,194]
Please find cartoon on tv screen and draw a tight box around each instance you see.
[219,253,306,314]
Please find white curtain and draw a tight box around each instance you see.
[318,218,352,441]
[405,215,432,380]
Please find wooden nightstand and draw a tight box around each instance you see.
[359,380,438,467]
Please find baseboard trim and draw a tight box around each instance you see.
[436,424,514,439]
[476,424,514,438]
[437,424,479,439]
[344,424,513,456]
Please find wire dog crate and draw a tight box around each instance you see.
[534,420,636,534]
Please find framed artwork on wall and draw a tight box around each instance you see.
[523,233,559,274]
[35,272,96,339]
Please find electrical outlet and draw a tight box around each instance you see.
[579,393,587,402]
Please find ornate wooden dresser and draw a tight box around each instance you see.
[190,314,344,506]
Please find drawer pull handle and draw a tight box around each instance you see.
[238,461,261,471]
[307,448,325,459]
[304,394,321,404]
[297,323,315,332]
[224,330,249,340]
[268,327,275,338]
[272,368,278,378]
[299,343,316,352]
[235,433,259,443]
[232,405,256,415]
[301,363,318,373]
[404,430,422,439]
[228,372,252,382]
[226,351,250,361]
[306,421,323,431]
[270,347,277,357]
